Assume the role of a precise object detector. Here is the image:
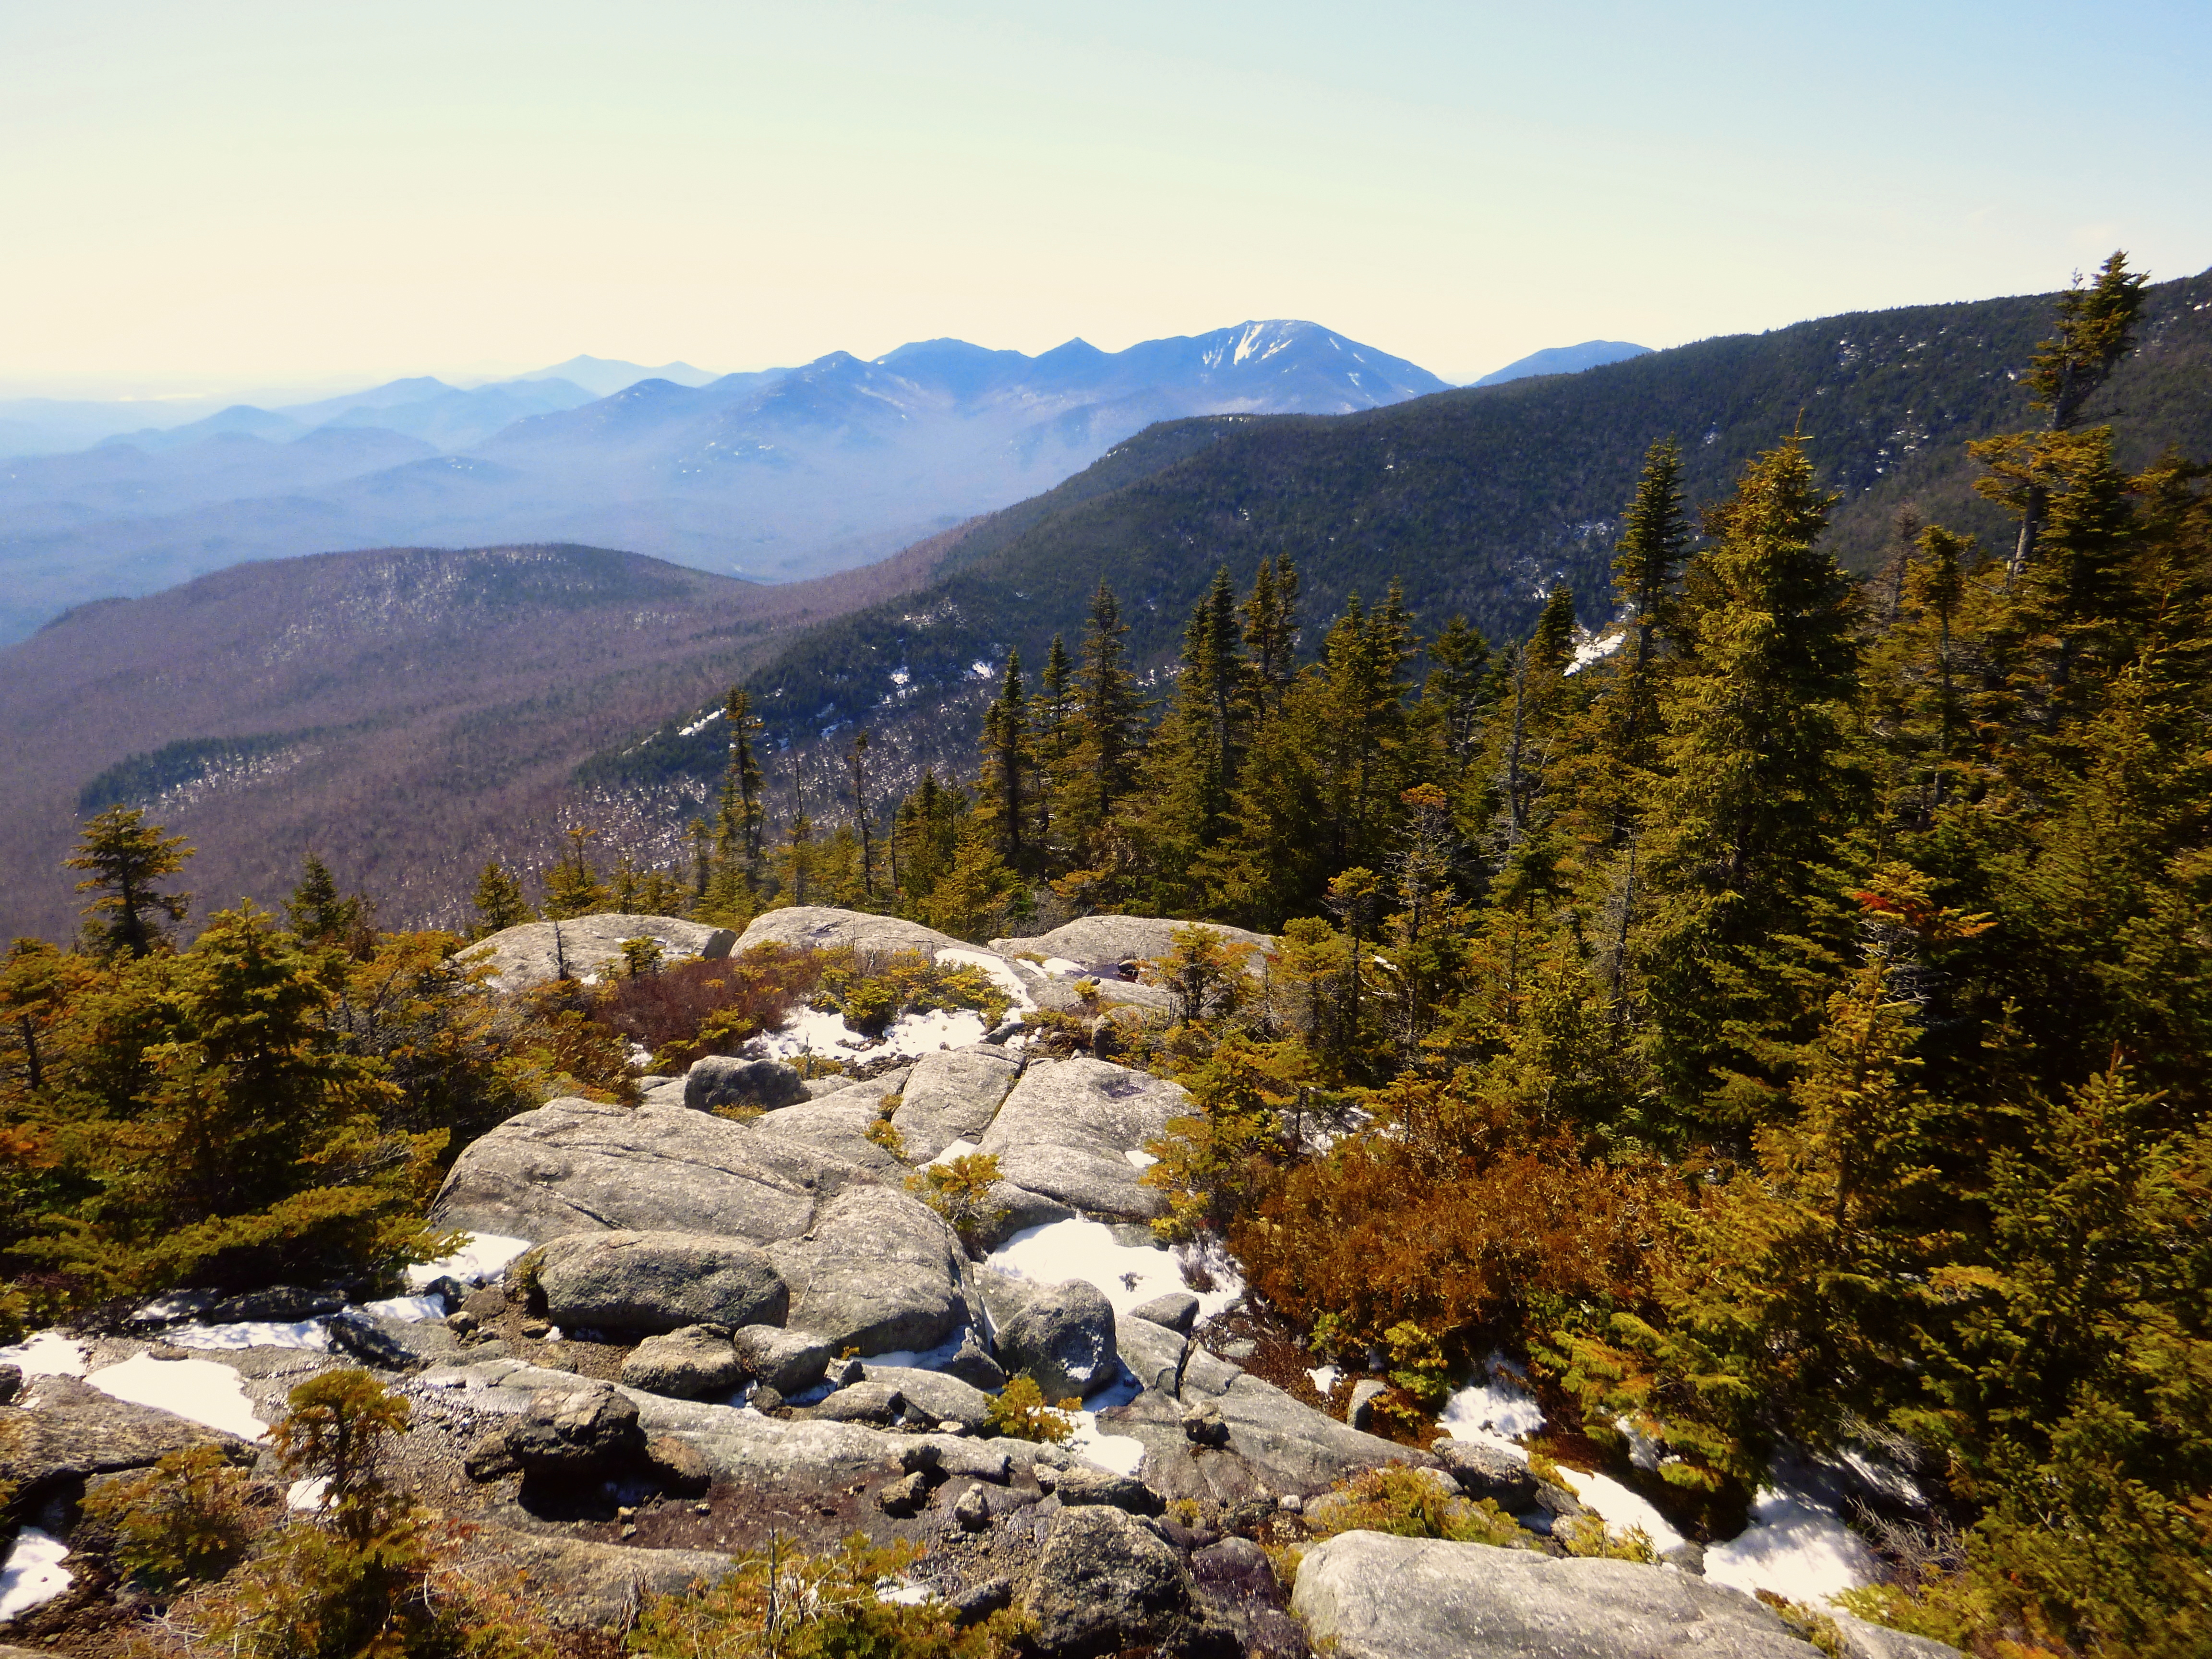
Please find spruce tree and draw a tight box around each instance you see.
[541,827,612,920]
[66,807,193,959]
[1058,582,1145,861]
[1641,438,1863,1128]
[1132,572,1247,909]
[1029,633,1076,863]
[846,731,878,898]
[1241,555,1301,715]
[469,860,534,937]
[715,687,767,891]
[978,651,1031,869]
[1611,438,1690,765]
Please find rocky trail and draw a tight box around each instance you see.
[0,909,1955,1658]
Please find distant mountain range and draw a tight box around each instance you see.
[5,271,2208,937]
[1474,339,1652,385]
[0,322,1450,642]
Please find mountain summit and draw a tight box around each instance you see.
[0,321,1449,638]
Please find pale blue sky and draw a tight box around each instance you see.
[5,0,2207,395]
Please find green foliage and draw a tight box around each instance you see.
[984,1374,1074,1443]
[627,1530,1018,1659]
[541,826,612,920]
[1382,1321,1451,1411]
[82,1443,262,1593]
[66,805,193,958]
[908,1152,1008,1251]
[1557,1514,1659,1563]
[468,860,534,938]
[1303,1464,1527,1549]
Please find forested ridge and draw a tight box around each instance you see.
[3,256,2207,1658]
[594,261,2212,800]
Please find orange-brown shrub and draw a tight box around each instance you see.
[593,945,827,1070]
[1232,1138,1669,1349]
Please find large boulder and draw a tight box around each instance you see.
[465,914,736,996]
[890,1046,1022,1162]
[469,1526,737,1629]
[994,916,1274,976]
[861,1365,995,1434]
[978,1058,1188,1219]
[620,1326,747,1399]
[505,1382,649,1477]
[1290,1532,1825,1659]
[997,1279,1119,1400]
[750,1095,907,1174]
[1022,1504,1230,1658]
[764,1185,981,1355]
[736,907,966,960]
[536,1231,788,1334]
[428,1096,869,1243]
[685,1056,808,1113]
[730,1325,833,1395]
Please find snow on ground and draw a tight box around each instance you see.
[87,1353,267,1440]
[168,1319,330,1352]
[758,1005,988,1063]
[0,1527,72,1622]
[1058,1370,1146,1476]
[361,1294,446,1323]
[1565,630,1628,676]
[287,1477,331,1512]
[1123,1149,1159,1171]
[935,947,1035,1010]
[1553,1466,1688,1553]
[1039,957,1085,977]
[407,1232,532,1290]
[928,1138,983,1166]
[1438,1355,1546,1447]
[986,1219,1241,1324]
[1706,1483,1878,1607]
[1306,1363,1342,1397]
[0,1331,87,1378]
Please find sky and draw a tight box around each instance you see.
[5,0,2209,398]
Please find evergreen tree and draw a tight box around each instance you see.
[1029,633,1076,861]
[1415,613,1494,777]
[541,827,612,920]
[845,731,878,900]
[977,652,1031,869]
[1058,582,1146,863]
[469,859,534,938]
[1241,554,1301,715]
[285,853,367,949]
[1972,251,2149,576]
[715,687,768,890]
[1640,438,1864,1128]
[1610,438,1691,768]
[66,807,193,959]
[1132,572,1246,909]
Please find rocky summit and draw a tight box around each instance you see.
[0,909,1963,1658]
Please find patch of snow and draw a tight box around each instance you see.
[987,1218,1239,1324]
[361,1294,447,1324]
[1123,1149,1159,1171]
[1615,1414,1662,1471]
[969,660,995,680]
[1564,630,1628,676]
[678,708,723,737]
[0,1330,87,1378]
[407,1233,532,1290]
[927,1138,983,1167]
[1439,1357,1545,1444]
[88,1353,267,1441]
[168,1319,330,1352]
[1706,1484,1878,1608]
[1307,1363,1342,1396]
[543,1327,565,1343]
[287,1476,331,1512]
[759,1005,988,1062]
[1552,1466,1687,1553]
[1059,1369,1146,1475]
[877,1577,932,1605]
[936,947,1035,1010]
[0,1527,72,1621]
[1039,957,1084,977]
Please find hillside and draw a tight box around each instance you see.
[0,540,957,941]
[0,321,1449,642]
[598,264,2212,797]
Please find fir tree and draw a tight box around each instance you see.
[66,807,193,959]
[846,731,878,899]
[469,859,534,938]
[1241,554,1301,715]
[1029,633,1076,859]
[541,827,612,920]
[977,652,1031,869]
[284,853,368,949]
[1058,582,1145,860]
